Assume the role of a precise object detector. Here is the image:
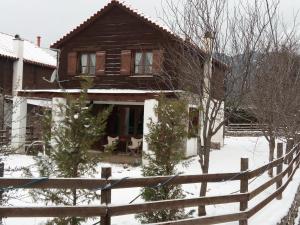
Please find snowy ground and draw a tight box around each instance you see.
[2,136,300,225]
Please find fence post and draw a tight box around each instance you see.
[286,139,294,178]
[239,158,249,225]
[101,167,112,225]
[276,143,283,200]
[0,162,4,225]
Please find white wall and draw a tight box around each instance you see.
[142,99,158,164]
[11,96,27,153]
[200,99,224,149]
[51,97,66,148]
[186,137,198,157]
[211,101,224,148]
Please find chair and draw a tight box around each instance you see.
[103,136,119,152]
[128,137,143,155]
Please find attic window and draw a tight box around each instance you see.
[78,53,96,75]
[134,51,153,75]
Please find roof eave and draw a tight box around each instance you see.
[23,59,56,69]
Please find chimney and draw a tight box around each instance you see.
[203,31,214,93]
[36,36,41,47]
[12,34,24,96]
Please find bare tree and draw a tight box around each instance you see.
[248,41,300,177]
[160,0,283,215]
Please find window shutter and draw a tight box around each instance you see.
[152,49,164,74]
[120,50,132,75]
[67,52,77,75]
[96,51,106,75]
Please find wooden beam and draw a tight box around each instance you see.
[0,206,106,217]
[150,212,248,225]
[0,178,106,189]
[0,172,246,190]
[107,173,246,189]
[108,193,249,216]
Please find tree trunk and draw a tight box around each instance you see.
[268,136,275,177]
[198,137,211,216]
[71,163,78,225]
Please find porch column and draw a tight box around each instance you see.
[51,97,67,148]
[11,96,27,153]
[211,101,225,148]
[142,99,158,164]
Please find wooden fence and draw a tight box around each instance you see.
[225,123,267,132]
[0,138,300,225]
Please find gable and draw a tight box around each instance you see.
[71,8,168,48]
[51,1,175,49]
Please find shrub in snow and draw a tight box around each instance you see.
[26,77,111,225]
[136,96,189,223]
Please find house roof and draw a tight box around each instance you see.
[50,0,228,69]
[50,0,179,49]
[0,32,56,68]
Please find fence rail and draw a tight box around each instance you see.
[226,123,266,132]
[0,138,300,225]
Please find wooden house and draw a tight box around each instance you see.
[16,0,225,155]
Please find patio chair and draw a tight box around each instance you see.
[103,136,119,152]
[127,137,143,155]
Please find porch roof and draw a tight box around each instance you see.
[18,89,183,102]
[18,89,183,94]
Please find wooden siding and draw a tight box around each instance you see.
[22,63,57,90]
[211,64,225,100]
[58,6,173,90]
[18,91,177,102]
[0,57,14,95]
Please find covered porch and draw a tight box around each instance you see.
[16,89,177,155]
[92,103,144,154]
[15,89,202,158]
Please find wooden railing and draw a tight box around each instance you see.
[0,126,37,146]
[0,139,300,225]
[226,123,267,132]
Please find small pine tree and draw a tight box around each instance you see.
[29,78,111,225]
[136,96,188,224]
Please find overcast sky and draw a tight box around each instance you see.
[0,0,299,48]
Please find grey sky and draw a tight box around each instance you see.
[0,0,299,48]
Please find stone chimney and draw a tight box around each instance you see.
[36,36,41,47]
[12,34,24,96]
[203,31,214,92]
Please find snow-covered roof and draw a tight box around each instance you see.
[0,32,56,68]
[19,89,184,94]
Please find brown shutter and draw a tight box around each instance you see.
[120,50,132,75]
[152,49,164,74]
[67,52,77,75]
[96,51,106,75]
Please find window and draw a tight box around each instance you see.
[78,53,96,75]
[188,107,200,137]
[134,51,153,74]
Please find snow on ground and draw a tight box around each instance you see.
[2,136,299,225]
